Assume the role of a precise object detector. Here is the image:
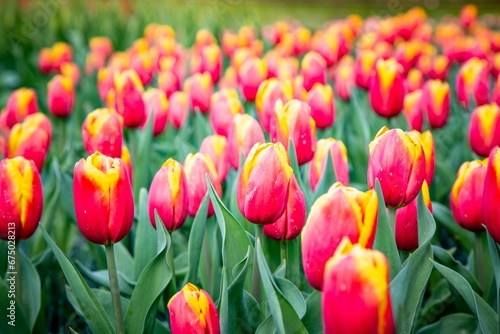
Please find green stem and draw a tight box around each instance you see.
[280,241,288,276]
[203,229,212,292]
[167,231,177,291]
[252,224,263,303]
[475,233,485,289]
[59,118,66,156]
[106,244,125,334]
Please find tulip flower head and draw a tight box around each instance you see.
[369,58,405,118]
[82,108,124,158]
[422,79,450,129]
[226,114,265,170]
[301,51,327,91]
[309,138,349,191]
[403,89,423,132]
[456,58,489,110]
[141,88,169,136]
[305,83,336,130]
[484,147,500,242]
[469,103,500,157]
[48,74,75,118]
[5,88,39,128]
[209,88,244,137]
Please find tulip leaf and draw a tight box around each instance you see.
[40,225,114,334]
[313,149,337,200]
[431,260,498,334]
[415,313,477,334]
[432,202,474,251]
[256,315,276,334]
[288,139,308,203]
[485,229,500,334]
[19,250,41,331]
[373,179,401,279]
[184,194,209,286]
[302,290,322,334]
[113,242,135,283]
[390,192,435,334]
[274,277,306,318]
[133,115,153,199]
[60,171,77,222]
[0,278,31,334]
[124,215,172,334]
[134,188,158,280]
[76,263,135,296]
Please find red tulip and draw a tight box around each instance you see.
[107,70,146,128]
[209,88,243,137]
[131,53,154,86]
[60,62,81,86]
[354,50,378,89]
[334,55,354,101]
[48,74,75,118]
[484,147,500,242]
[305,83,335,130]
[226,114,265,170]
[141,88,169,136]
[185,72,213,113]
[238,57,268,101]
[198,44,223,83]
[369,58,405,118]
[403,89,423,132]
[82,108,123,158]
[5,88,39,128]
[301,51,326,91]
[422,79,450,129]
[200,135,229,183]
[255,78,293,132]
[404,68,424,93]
[309,138,349,191]
[158,71,180,98]
[456,57,490,110]
[410,130,435,185]
[429,55,450,81]
[168,91,189,129]
[460,4,478,29]
[469,103,500,157]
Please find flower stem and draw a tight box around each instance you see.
[167,231,177,292]
[475,233,485,289]
[106,244,125,334]
[280,241,288,276]
[252,224,263,303]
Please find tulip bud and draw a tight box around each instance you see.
[168,91,189,129]
[301,51,327,91]
[50,42,73,71]
[302,183,378,290]
[305,83,335,129]
[38,48,52,74]
[460,4,478,29]
[131,53,154,86]
[354,50,378,89]
[90,36,113,59]
[403,89,423,132]
[5,88,39,128]
[226,114,265,170]
[469,103,500,157]
[8,113,52,171]
[395,181,432,251]
[73,152,134,245]
[271,100,316,166]
[82,108,123,158]
[404,68,424,93]
[47,74,75,118]
[168,283,220,334]
[184,72,213,113]
[255,78,293,132]
[0,157,43,240]
[409,130,435,185]
[322,239,394,334]
[484,147,500,242]
[148,158,189,231]
[158,71,180,98]
[237,142,293,224]
[394,40,421,75]
[422,79,450,129]
[456,58,489,110]
[200,135,229,183]
[209,88,243,137]
[184,152,222,217]
[141,88,169,136]
[429,55,450,81]
[367,127,426,208]
[238,57,268,101]
[263,174,306,241]
[369,58,405,118]
[334,55,354,101]
[309,138,349,191]
[197,44,223,83]
[107,70,146,128]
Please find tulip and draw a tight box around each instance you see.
[301,51,326,92]
[263,174,306,241]
[168,283,220,334]
[73,151,134,244]
[82,108,123,158]
[108,52,131,72]
[89,36,113,59]
[394,40,421,75]
[460,4,478,29]
[305,83,335,129]
[367,127,426,208]
[403,89,423,132]
[148,158,189,231]
[107,70,146,128]
[334,55,354,101]
[121,145,133,182]
[302,182,378,290]
[484,147,500,242]
[422,79,450,129]
[5,88,39,128]
[322,238,394,334]
[168,91,189,129]
[469,103,500,157]
[404,68,424,93]
[47,74,75,118]
[184,72,213,113]
[237,142,293,225]
[158,71,180,98]
[354,50,378,89]
[270,99,316,166]
[131,53,154,86]
[309,138,349,191]
[85,52,107,75]
[184,152,222,217]
[141,88,169,136]
[226,114,265,169]
[0,157,43,240]
[200,135,229,183]
[50,42,73,71]
[209,88,243,137]
[255,78,293,132]
[60,62,80,86]
[218,66,238,90]
[429,55,450,81]
[456,58,490,110]
[369,58,405,118]
[238,57,268,101]
[292,26,311,55]
[197,44,223,83]
[97,67,116,102]
[409,130,435,185]
[38,48,52,74]
[395,181,432,251]
[8,113,52,171]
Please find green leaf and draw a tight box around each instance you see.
[288,140,308,207]
[124,216,172,334]
[416,313,477,334]
[133,115,154,199]
[485,229,500,334]
[256,315,276,334]
[76,263,134,296]
[114,242,135,283]
[302,291,322,334]
[373,178,400,279]
[134,188,157,280]
[432,260,498,334]
[274,277,306,318]
[184,194,209,285]
[313,149,337,200]
[19,251,41,331]
[432,202,474,251]
[40,225,114,334]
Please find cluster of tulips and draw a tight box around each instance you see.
[2,3,500,333]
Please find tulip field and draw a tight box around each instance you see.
[4,1,500,333]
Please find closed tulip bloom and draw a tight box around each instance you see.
[73,152,134,245]
[305,83,335,129]
[50,42,73,71]
[107,70,146,128]
[237,142,293,225]
[131,53,154,86]
[369,58,405,118]
[238,57,268,101]
[367,127,426,208]
[168,283,220,334]
[121,145,133,182]
[209,88,243,137]
[8,113,52,171]
[168,91,189,129]
[429,55,450,81]
[226,114,265,169]
[141,88,169,136]
[301,51,327,91]
[0,157,43,240]
[5,88,39,128]
[184,153,222,217]
[148,158,189,231]
[484,147,500,242]
[403,89,423,132]
[302,182,378,290]
[97,67,116,102]
[450,160,487,232]
[198,44,223,83]
[354,50,378,89]
[38,48,52,74]
[309,138,349,191]
[410,130,435,185]
[255,78,293,132]
[271,99,316,166]
[47,74,75,118]
[469,103,500,157]
[89,36,113,59]
[263,174,306,241]
[404,68,424,93]
[158,71,180,98]
[456,58,490,110]
[322,239,394,334]
[82,108,123,158]
[422,79,450,129]
[395,181,432,251]
[200,135,229,183]
[460,4,478,28]
[185,72,213,113]
[334,55,354,101]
